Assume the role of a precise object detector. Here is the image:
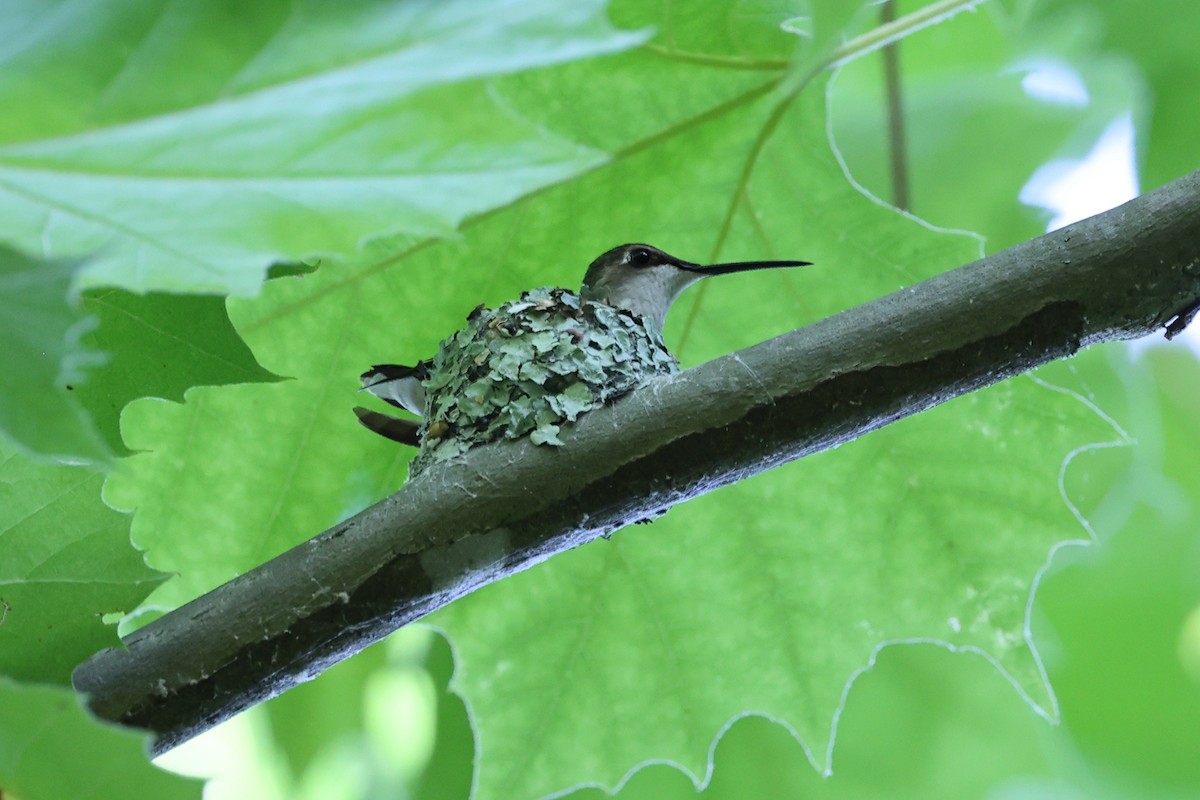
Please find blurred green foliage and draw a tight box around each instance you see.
[1,0,1198,799]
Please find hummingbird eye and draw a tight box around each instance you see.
[626,247,653,267]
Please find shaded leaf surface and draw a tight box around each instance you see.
[567,646,1056,800]
[0,678,199,800]
[0,440,163,685]
[0,245,109,463]
[77,290,279,455]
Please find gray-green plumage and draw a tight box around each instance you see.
[357,243,810,473]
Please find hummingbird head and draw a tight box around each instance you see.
[579,243,811,335]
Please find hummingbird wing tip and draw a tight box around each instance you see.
[360,364,427,414]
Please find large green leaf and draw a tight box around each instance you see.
[251,358,1179,800]
[567,645,1057,800]
[0,678,200,800]
[0,439,163,685]
[0,245,109,463]
[412,630,476,800]
[0,0,643,297]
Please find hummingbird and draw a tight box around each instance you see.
[356,243,810,469]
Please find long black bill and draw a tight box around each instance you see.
[679,258,812,276]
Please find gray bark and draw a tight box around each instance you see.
[73,168,1200,754]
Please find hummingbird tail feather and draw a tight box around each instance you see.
[353,406,422,448]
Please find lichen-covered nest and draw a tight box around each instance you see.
[411,287,678,474]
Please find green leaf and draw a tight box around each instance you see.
[561,347,1200,800]
[76,289,280,455]
[567,647,1057,800]
[0,439,164,685]
[434,387,1113,799]
[0,678,200,800]
[0,0,643,297]
[0,244,110,464]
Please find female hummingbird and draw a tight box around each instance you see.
[356,244,809,472]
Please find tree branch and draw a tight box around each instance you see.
[74,169,1200,753]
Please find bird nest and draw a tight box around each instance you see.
[411,286,679,474]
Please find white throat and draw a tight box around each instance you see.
[587,265,703,335]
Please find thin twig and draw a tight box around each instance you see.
[882,0,911,211]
